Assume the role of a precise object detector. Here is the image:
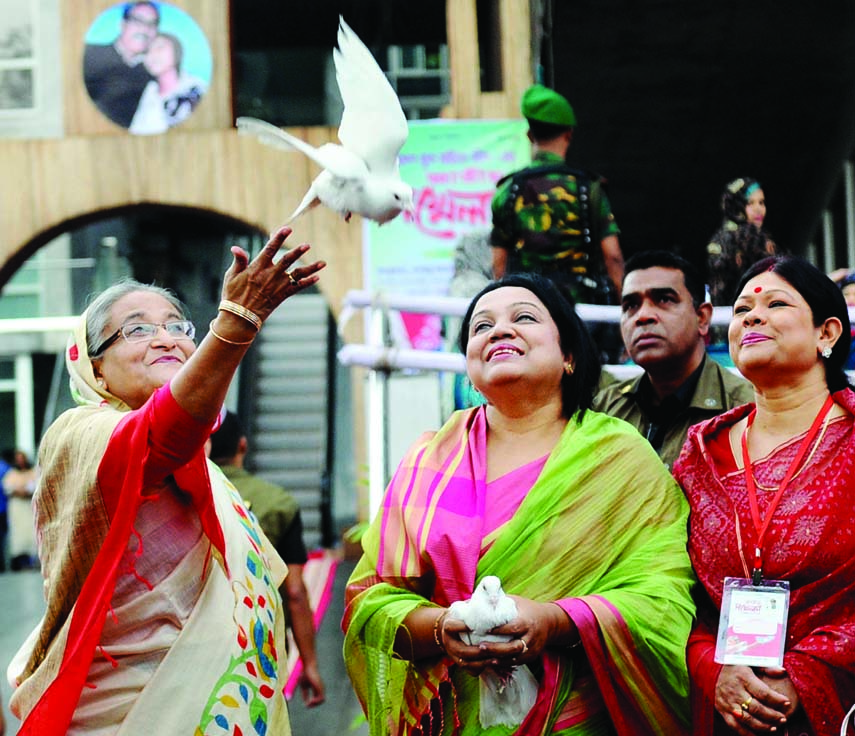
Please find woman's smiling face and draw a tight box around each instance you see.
[92,291,195,409]
[729,271,822,382]
[465,286,566,398]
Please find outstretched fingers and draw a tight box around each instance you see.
[284,257,326,291]
[225,246,250,279]
[257,226,294,263]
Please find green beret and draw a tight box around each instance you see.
[521,84,576,127]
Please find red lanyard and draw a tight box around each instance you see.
[741,394,834,584]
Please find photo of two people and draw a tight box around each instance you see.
[83,1,212,134]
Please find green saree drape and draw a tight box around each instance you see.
[343,406,695,735]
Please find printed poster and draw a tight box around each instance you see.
[363,118,530,350]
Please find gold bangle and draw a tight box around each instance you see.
[433,610,448,651]
[208,319,255,346]
[218,300,262,330]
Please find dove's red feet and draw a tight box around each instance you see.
[345,212,352,223]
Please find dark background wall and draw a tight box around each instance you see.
[231,1,855,269]
[549,0,855,266]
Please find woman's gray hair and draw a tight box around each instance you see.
[85,278,187,357]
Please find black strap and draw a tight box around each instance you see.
[499,163,604,248]
[495,163,596,188]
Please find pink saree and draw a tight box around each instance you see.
[343,406,694,735]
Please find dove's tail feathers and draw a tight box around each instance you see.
[288,189,322,223]
[478,666,538,729]
[236,116,310,155]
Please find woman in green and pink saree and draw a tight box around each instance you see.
[343,273,696,735]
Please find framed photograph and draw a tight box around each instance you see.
[82,2,213,134]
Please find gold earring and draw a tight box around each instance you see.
[564,362,574,375]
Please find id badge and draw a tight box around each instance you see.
[714,577,790,667]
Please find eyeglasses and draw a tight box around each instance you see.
[94,320,196,356]
[126,13,159,29]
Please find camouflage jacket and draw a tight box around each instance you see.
[490,151,619,296]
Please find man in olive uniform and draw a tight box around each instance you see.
[593,251,754,469]
[490,84,625,305]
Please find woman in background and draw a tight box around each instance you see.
[3,450,37,571]
[706,177,777,307]
[129,32,206,135]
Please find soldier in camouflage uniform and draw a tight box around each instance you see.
[490,84,624,306]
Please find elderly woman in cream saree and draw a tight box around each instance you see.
[7,228,325,735]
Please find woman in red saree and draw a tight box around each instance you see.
[344,273,696,735]
[675,255,855,735]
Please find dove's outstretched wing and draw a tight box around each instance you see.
[334,17,409,175]
[236,116,366,180]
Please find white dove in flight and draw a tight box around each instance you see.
[448,576,538,728]
[236,16,414,226]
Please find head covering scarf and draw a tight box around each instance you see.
[66,308,132,411]
[721,177,762,223]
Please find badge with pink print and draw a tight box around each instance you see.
[715,577,790,667]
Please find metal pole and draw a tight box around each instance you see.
[15,354,35,458]
[822,210,835,274]
[845,160,855,268]
[367,306,390,519]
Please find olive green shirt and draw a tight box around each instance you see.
[219,465,308,565]
[593,356,754,469]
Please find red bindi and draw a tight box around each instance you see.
[754,286,763,293]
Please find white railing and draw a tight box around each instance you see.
[0,316,78,458]
[339,292,855,515]
[339,291,738,376]
[0,316,78,334]
[338,292,730,515]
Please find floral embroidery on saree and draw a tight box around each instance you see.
[195,485,282,736]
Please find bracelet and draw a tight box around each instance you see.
[433,610,448,651]
[218,300,262,330]
[208,319,255,346]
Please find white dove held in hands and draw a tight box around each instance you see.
[448,575,518,645]
[236,16,414,226]
[447,576,539,728]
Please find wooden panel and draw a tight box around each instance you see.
[500,0,532,112]
[0,127,361,318]
[480,91,514,119]
[444,0,532,120]
[445,0,481,118]
[63,0,231,137]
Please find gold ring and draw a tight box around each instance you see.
[286,270,298,286]
[740,695,752,711]
[520,639,528,656]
